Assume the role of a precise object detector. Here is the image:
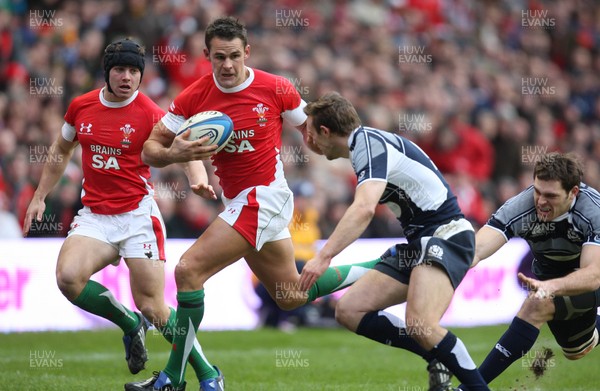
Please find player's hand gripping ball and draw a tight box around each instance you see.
[177,111,234,153]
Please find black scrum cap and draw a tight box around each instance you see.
[103,38,145,93]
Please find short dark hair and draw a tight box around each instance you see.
[303,92,361,136]
[205,17,248,51]
[534,152,583,192]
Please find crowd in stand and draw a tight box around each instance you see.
[1,0,599,239]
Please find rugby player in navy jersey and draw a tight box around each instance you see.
[453,152,600,389]
[300,92,489,391]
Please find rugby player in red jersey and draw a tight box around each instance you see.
[24,38,210,383]
[125,18,378,391]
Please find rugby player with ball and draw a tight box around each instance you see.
[126,17,379,391]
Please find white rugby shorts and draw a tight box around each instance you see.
[67,195,166,260]
[219,184,293,250]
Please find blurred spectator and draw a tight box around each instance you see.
[4,148,35,227]
[255,180,330,330]
[0,128,16,170]
[0,191,21,238]
[421,117,494,182]
[159,31,212,90]
[150,157,221,238]
[2,0,599,238]
[490,115,528,181]
[446,173,489,227]
[363,204,405,238]
[288,180,321,263]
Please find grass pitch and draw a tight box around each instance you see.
[0,325,597,390]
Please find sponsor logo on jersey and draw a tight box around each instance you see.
[252,103,269,126]
[79,123,93,135]
[120,123,136,147]
[223,129,256,153]
[90,145,122,170]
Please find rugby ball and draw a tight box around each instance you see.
[176,111,234,152]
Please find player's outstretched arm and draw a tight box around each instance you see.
[142,121,217,167]
[180,160,217,200]
[519,245,600,298]
[24,136,77,235]
[299,180,386,291]
[471,225,507,268]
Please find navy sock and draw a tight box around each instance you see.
[356,311,429,358]
[477,316,539,384]
[431,331,489,391]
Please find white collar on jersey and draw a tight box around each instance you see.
[99,87,139,108]
[552,198,577,222]
[212,67,254,93]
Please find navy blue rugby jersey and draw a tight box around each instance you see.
[487,183,600,279]
[349,126,462,240]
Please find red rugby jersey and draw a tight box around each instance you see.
[62,89,165,214]
[162,68,306,199]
